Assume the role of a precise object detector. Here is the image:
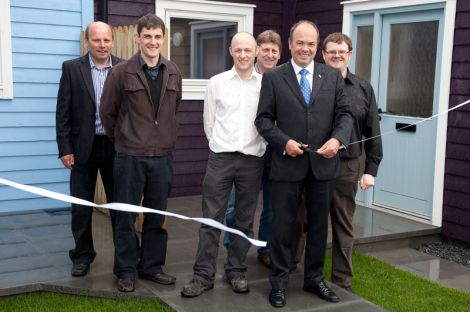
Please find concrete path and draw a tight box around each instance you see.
[0,194,449,311]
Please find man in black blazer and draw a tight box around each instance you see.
[255,20,353,307]
[56,21,122,277]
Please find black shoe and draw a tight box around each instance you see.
[71,263,90,277]
[269,288,286,308]
[304,280,340,303]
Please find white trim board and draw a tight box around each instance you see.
[0,0,13,99]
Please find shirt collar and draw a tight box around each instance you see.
[138,53,164,70]
[344,68,355,85]
[254,63,260,74]
[229,66,261,81]
[290,59,314,76]
[89,54,112,69]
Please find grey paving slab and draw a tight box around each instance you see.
[0,197,461,312]
[0,241,39,260]
[20,224,71,241]
[0,252,68,274]
[0,228,27,244]
[1,211,70,229]
[159,271,384,312]
[0,266,67,289]
[365,247,470,294]
[31,236,74,254]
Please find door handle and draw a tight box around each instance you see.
[378,108,387,121]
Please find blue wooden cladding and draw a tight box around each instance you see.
[0,1,93,213]
[13,53,75,70]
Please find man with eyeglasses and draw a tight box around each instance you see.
[322,32,382,293]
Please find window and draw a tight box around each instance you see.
[156,0,255,100]
[170,18,237,79]
[0,0,13,99]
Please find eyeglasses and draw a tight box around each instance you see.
[323,50,350,56]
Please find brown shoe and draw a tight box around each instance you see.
[117,277,135,292]
[140,271,176,285]
[257,253,271,268]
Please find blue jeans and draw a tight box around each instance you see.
[223,167,272,254]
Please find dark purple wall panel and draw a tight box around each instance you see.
[452,63,470,79]
[175,137,208,150]
[445,175,470,194]
[171,185,202,197]
[444,190,470,211]
[457,0,470,11]
[444,0,470,245]
[454,29,470,45]
[443,206,470,226]
[294,0,343,62]
[452,46,470,62]
[446,128,470,145]
[447,110,470,128]
[446,143,470,162]
[95,0,154,25]
[442,221,470,244]
[445,159,470,179]
[450,78,470,95]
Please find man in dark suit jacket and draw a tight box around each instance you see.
[56,21,122,277]
[255,20,353,308]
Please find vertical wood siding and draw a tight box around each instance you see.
[0,0,89,212]
[442,0,470,244]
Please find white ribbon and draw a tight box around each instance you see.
[348,98,470,146]
[0,177,267,247]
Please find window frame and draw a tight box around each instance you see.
[156,0,255,100]
[0,0,13,99]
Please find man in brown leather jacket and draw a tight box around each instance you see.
[100,13,182,293]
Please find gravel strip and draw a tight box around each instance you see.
[417,239,470,267]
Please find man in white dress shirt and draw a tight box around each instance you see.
[181,32,266,298]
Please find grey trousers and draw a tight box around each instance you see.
[193,151,264,285]
[331,157,360,288]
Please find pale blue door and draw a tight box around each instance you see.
[351,7,444,219]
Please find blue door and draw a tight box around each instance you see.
[351,7,444,219]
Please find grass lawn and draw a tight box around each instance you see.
[0,292,174,312]
[324,251,470,312]
[1,251,470,312]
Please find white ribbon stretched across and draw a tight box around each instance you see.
[0,177,267,247]
[348,98,470,146]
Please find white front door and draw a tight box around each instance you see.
[351,8,444,219]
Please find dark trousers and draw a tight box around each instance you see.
[113,152,173,279]
[193,151,264,285]
[69,135,115,265]
[270,165,333,290]
[331,158,360,288]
